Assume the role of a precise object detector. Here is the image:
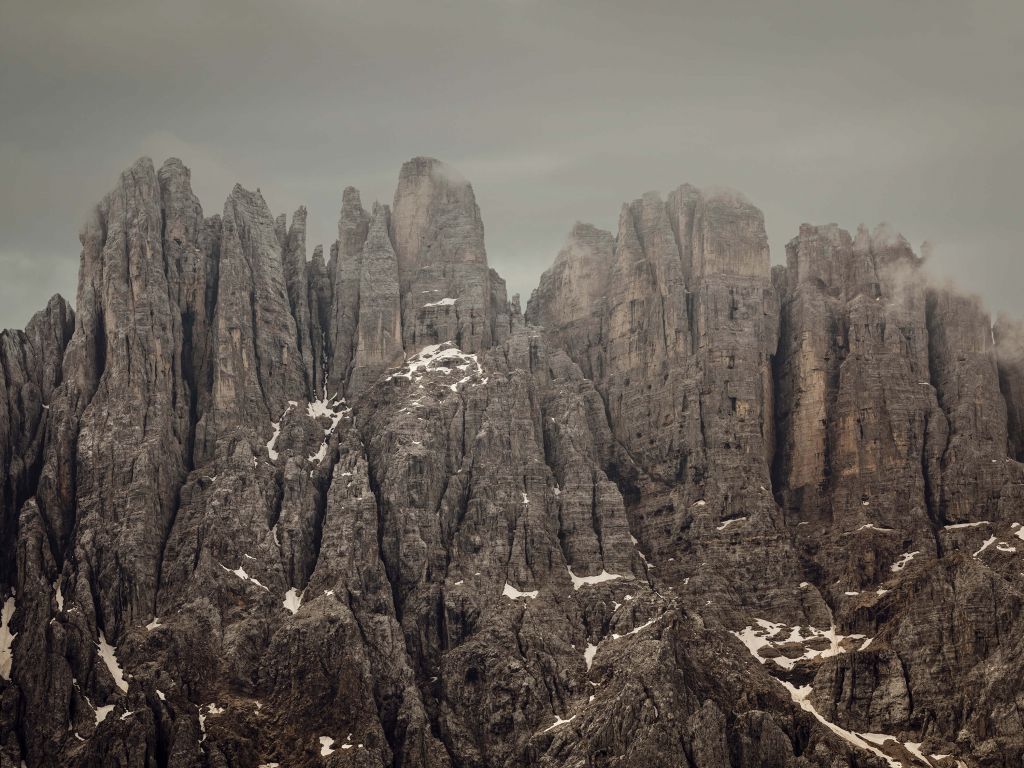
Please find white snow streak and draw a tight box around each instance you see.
[716,516,746,531]
[219,562,270,592]
[973,536,997,557]
[543,714,575,733]
[97,631,128,692]
[890,551,920,572]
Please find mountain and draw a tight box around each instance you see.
[0,156,1022,767]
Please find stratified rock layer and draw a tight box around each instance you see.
[0,156,1021,768]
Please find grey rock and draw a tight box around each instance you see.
[2,156,1021,768]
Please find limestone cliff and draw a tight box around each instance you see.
[0,157,1021,768]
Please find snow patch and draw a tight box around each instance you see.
[423,297,457,307]
[502,583,538,600]
[97,631,128,693]
[283,587,302,614]
[304,396,350,465]
[944,520,990,530]
[890,551,920,572]
[386,343,483,388]
[731,620,864,671]
[146,617,161,631]
[319,736,336,756]
[95,704,114,724]
[308,441,328,464]
[583,643,598,670]
[567,567,622,590]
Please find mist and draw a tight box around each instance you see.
[2,0,1022,329]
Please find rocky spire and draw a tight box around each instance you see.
[194,183,307,460]
[774,223,945,593]
[391,157,508,355]
[327,187,369,397]
[282,205,315,395]
[0,296,73,593]
[348,203,404,394]
[306,243,333,397]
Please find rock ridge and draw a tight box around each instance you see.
[0,157,1021,767]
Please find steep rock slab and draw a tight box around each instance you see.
[157,157,220,465]
[282,206,316,396]
[327,187,370,396]
[0,296,74,593]
[528,186,815,628]
[774,224,945,593]
[995,313,1024,462]
[194,183,307,461]
[8,157,214,765]
[66,158,193,636]
[527,222,614,382]
[306,243,333,398]
[347,204,405,395]
[353,328,648,765]
[391,157,508,355]
[810,554,1024,763]
[927,287,1024,525]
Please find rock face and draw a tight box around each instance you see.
[391,157,508,356]
[0,157,1022,768]
[528,188,811,628]
[772,223,945,595]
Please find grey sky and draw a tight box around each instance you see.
[2,0,1022,330]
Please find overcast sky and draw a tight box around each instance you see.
[2,0,1021,329]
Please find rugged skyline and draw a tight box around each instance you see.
[3,0,1023,329]
[2,151,1023,766]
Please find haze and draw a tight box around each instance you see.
[2,0,1021,329]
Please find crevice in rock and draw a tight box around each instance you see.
[266,472,285,534]
[248,286,269,415]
